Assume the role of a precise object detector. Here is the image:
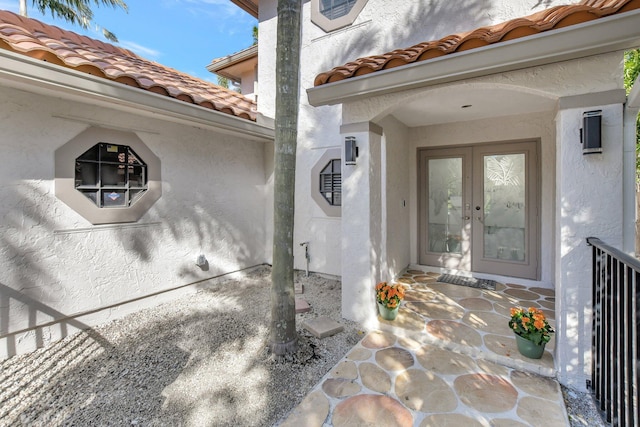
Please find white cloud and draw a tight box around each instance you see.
[118,40,162,59]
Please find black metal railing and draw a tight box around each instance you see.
[588,237,640,427]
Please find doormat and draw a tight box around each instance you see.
[437,274,496,291]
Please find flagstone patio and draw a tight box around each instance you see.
[279,268,567,426]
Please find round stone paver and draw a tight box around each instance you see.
[405,301,464,320]
[458,297,494,311]
[280,390,329,427]
[332,394,413,427]
[415,345,476,376]
[322,378,361,398]
[504,288,540,301]
[419,413,485,427]
[426,320,483,347]
[517,396,567,426]
[510,370,560,400]
[346,347,372,361]
[381,308,426,332]
[329,361,358,380]
[395,369,457,413]
[454,373,518,413]
[462,311,513,336]
[361,331,396,349]
[530,287,555,297]
[359,362,391,393]
[375,347,414,371]
[491,419,530,427]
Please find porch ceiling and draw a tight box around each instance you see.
[391,86,556,127]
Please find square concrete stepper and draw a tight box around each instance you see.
[303,316,344,339]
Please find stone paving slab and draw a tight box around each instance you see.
[280,268,567,426]
[303,316,344,339]
[295,297,311,313]
[280,331,569,426]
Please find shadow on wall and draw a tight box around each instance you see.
[0,268,306,426]
[0,133,266,358]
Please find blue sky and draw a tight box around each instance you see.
[0,0,257,82]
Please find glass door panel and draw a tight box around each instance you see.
[428,158,463,254]
[419,148,472,270]
[472,142,538,280]
[482,153,526,261]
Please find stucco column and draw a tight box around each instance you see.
[555,92,625,390]
[340,122,383,326]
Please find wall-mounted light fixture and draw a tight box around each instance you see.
[580,110,602,155]
[345,136,358,165]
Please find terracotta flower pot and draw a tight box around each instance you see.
[377,302,399,320]
[514,333,546,359]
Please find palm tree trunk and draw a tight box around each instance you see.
[269,0,302,355]
[19,0,27,16]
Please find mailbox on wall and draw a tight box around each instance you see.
[581,110,602,154]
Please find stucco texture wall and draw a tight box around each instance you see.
[258,0,571,278]
[0,85,270,359]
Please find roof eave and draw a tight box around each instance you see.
[307,10,640,107]
[0,49,274,141]
[230,0,259,18]
[206,44,258,73]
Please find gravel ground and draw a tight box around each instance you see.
[1,266,607,426]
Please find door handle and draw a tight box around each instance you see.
[463,216,471,220]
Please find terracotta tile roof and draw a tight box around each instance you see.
[314,0,640,87]
[0,10,257,121]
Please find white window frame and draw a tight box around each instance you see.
[311,0,369,32]
[55,126,161,225]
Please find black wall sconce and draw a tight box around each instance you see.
[580,110,602,154]
[345,136,358,165]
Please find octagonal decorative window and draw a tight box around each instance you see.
[311,148,341,217]
[75,143,148,208]
[311,0,368,32]
[55,126,161,225]
[319,159,341,206]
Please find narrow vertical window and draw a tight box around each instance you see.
[319,159,341,206]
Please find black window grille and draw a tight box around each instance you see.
[319,159,341,206]
[75,143,148,208]
[320,0,357,20]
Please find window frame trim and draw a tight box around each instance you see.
[311,148,341,217]
[311,0,369,32]
[55,126,162,225]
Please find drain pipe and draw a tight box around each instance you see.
[300,242,310,277]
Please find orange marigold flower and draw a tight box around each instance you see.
[388,299,397,308]
[510,307,521,317]
[528,307,536,313]
[376,282,385,291]
[521,317,530,326]
[388,288,396,298]
[534,319,545,329]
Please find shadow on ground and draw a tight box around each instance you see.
[1,267,360,426]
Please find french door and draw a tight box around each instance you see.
[418,141,539,280]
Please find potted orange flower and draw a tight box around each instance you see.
[508,307,554,359]
[375,281,406,320]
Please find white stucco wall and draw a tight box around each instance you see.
[257,0,570,277]
[555,102,625,391]
[0,85,271,359]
